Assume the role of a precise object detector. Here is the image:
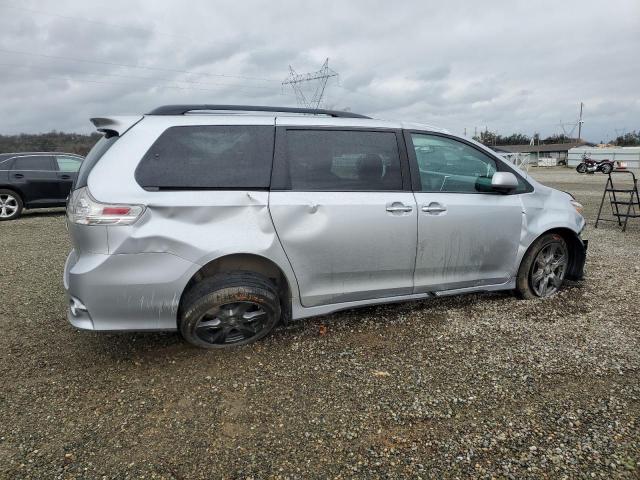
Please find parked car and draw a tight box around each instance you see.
[64,105,587,349]
[0,152,83,220]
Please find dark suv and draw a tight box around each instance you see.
[0,152,83,220]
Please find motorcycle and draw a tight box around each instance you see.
[575,153,615,174]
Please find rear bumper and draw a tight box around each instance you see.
[64,249,199,331]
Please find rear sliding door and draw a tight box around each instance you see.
[270,127,417,307]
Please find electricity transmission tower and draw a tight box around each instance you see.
[282,58,338,109]
[556,102,585,141]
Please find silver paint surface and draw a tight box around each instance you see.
[64,113,586,332]
[412,192,524,292]
[270,191,417,306]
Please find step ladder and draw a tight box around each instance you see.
[595,170,640,232]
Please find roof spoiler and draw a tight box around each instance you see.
[90,116,143,137]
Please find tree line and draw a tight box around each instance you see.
[612,131,640,147]
[0,131,101,156]
[473,130,640,147]
[1,129,638,154]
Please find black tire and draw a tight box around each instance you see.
[516,233,568,299]
[600,163,613,174]
[0,189,23,221]
[576,163,587,173]
[179,271,281,349]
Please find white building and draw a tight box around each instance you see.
[568,146,640,168]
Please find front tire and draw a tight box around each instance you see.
[576,163,587,173]
[0,189,23,221]
[516,233,568,299]
[179,272,281,349]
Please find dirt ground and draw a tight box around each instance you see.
[1,167,638,479]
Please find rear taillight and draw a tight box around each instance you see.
[67,187,145,225]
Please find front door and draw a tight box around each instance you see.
[270,127,417,307]
[10,155,59,205]
[406,132,525,292]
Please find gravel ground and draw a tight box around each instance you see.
[1,168,639,479]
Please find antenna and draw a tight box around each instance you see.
[282,58,339,109]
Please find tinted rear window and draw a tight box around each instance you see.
[135,125,274,190]
[75,136,118,189]
[279,130,403,191]
[12,156,53,171]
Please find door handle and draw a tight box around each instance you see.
[60,174,71,180]
[13,173,24,179]
[422,203,447,214]
[386,204,413,213]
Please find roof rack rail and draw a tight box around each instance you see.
[145,104,371,119]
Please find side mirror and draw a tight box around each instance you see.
[491,172,519,193]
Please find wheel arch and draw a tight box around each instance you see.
[177,253,293,325]
[0,185,25,201]
[521,227,586,281]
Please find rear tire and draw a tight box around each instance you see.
[516,233,568,299]
[600,163,613,174]
[179,272,281,349]
[0,189,23,221]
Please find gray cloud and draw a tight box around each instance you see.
[0,0,638,141]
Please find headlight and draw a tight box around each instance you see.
[570,199,584,214]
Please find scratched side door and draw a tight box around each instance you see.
[406,131,524,292]
[269,125,417,307]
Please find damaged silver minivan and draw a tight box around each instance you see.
[64,105,587,348]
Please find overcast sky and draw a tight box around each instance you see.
[0,0,638,141]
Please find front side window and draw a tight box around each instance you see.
[283,130,402,191]
[56,156,82,172]
[12,156,53,171]
[411,134,498,193]
[136,125,274,190]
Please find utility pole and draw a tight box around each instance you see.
[577,102,584,141]
[282,58,338,110]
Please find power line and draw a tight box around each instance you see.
[0,61,286,92]
[0,48,278,83]
[0,68,294,96]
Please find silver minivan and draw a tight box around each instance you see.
[64,105,587,348]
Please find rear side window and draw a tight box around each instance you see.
[135,126,274,190]
[280,130,403,191]
[75,136,118,189]
[12,156,53,171]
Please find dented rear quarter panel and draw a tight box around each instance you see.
[72,115,299,330]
